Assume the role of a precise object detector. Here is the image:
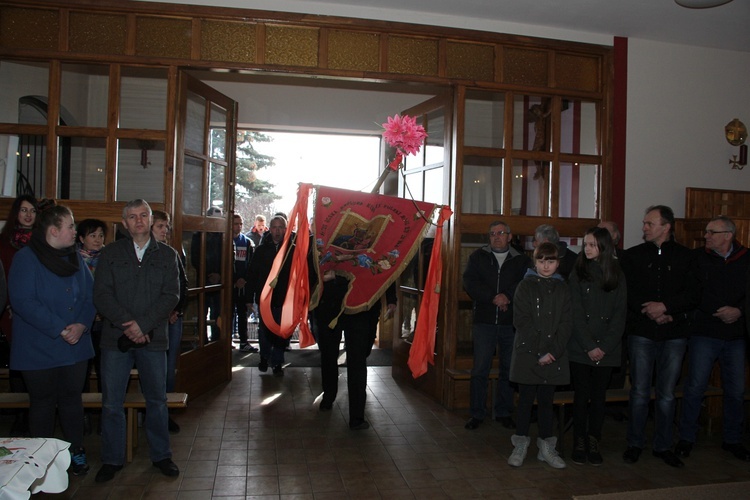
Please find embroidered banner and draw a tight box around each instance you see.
[313,186,437,314]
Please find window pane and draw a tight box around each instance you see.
[116,139,165,202]
[511,158,549,216]
[209,162,226,213]
[560,99,599,155]
[182,230,199,289]
[423,166,443,204]
[424,109,444,166]
[209,106,227,160]
[120,67,168,130]
[181,295,200,353]
[59,136,106,200]
[403,171,423,201]
[183,155,203,216]
[462,156,503,214]
[2,133,45,198]
[0,61,49,125]
[512,95,550,153]
[61,64,109,128]
[558,161,599,218]
[464,90,504,148]
[400,292,418,341]
[185,92,205,153]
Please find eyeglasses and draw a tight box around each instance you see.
[489,230,509,237]
[704,229,731,235]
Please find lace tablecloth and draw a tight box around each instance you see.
[0,438,70,500]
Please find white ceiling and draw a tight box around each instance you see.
[144,0,750,52]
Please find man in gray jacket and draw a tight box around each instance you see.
[93,199,180,482]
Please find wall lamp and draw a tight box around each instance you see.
[726,118,747,170]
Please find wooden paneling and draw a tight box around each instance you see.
[0,0,609,94]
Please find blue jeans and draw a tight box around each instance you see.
[100,348,171,465]
[627,335,687,452]
[679,336,745,444]
[469,323,515,420]
[166,317,183,392]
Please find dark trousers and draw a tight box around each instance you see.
[22,360,88,449]
[315,311,376,423]
[516,383,555,438]
[570,361,613,440]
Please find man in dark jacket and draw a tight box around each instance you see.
[247,214,292,375]
[621,205,699,468]
[93,199,180,482]
[675,216,750,461]
[463,221,531,430]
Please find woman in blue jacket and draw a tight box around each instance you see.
[9,205,96,476]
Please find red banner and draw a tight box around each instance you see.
[313,186,437,314]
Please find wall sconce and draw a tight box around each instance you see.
[726,118,747,170]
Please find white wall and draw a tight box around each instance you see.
[624,40,750,248]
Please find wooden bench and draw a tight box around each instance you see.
[446,367,725,452]
[0,392,188,462]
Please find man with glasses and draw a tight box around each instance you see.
[675,216,750,461]
[463,221,530,430]
[621,205,699,468]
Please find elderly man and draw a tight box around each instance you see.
[675,216,750,461]
[621,205,699,468]
[598,220,623,259]
[94,199,180,482]
[463,221,530,430]
[533,224,577,279]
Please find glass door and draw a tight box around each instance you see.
[174,72,237,394]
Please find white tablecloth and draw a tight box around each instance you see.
[0,438,70,500]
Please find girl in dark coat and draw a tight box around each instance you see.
[508,242,571,469]
[568,227,626,466]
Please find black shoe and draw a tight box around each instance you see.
[623,446,642,464]
[675,440,693,458]
[319,400,333,411]
[272,365,284,377]
[69,446,89,476]
[168,417,180,434]
[571,436,587,465]
[652,449,684,468]
[722,442,750,461]
[349,419,370,430]
[152,458,180,477]
[464,417,482,430]
[587,436,603,466]
[495,416,516,429]
[258,357,268,372]
[95,464,122,483]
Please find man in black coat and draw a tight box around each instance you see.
[675,215,750,462]
[621,205,699,468]
[463,221,530,430]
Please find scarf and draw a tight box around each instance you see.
[28,230,80,277]
[10,227,32,250]
[78,247,101,276]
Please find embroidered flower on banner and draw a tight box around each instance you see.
[382,114,428,171]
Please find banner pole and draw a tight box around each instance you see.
[371,166,392,194]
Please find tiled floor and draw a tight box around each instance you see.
[14,348,750,499]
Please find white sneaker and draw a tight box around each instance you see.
[508,434,530,467]
[537,436,567,469]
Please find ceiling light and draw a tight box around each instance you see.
[675,0,733,8]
